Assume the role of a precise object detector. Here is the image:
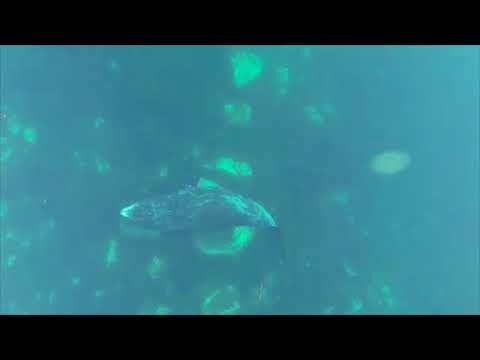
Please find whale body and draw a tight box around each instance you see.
[120,182,285,262]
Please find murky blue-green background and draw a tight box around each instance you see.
[1,45,478,314]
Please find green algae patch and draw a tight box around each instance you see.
[202,285,241,315]
[105,239,119,269]
[196,226,256,256]
[231,51,264,88]
[23,127,38,144]
[224,103,252,126]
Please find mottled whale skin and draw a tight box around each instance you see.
[120,184,277,233]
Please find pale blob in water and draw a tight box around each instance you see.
[369,150,411,175]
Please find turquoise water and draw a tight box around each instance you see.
[0,45,478,314]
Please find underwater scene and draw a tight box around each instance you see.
[0,45,478,314]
